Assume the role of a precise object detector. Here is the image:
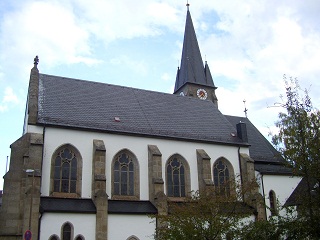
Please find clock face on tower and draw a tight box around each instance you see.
[197,88,207,100]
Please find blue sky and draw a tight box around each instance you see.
[1,0,320,188]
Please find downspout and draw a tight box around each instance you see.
[38,212,43,239]
[260,173,267,220]
[237,146,244,201]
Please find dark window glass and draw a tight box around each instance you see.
[269,190,277,215]
[62,223,71,240]
[62,180,69,193]
[53,147,77,193]
[129,171,134,195]
[62,163,70,179]
[54,166,60,179]
[54,180,60,192]
[70,180,76,193]
[55,157,61,166]
[167,157,186,197]
[114,152,134,196]
[213,160,231,196]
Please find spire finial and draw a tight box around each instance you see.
[243,99,248,118]
[186,1,190,9]
[34,55,39,66]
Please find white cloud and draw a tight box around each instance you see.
[197,0,320,109]
[0,0,98,70]
[0,87,21,112]
[161,72,171,82]
[110,55,148,76]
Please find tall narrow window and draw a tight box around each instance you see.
[62,223,72,240]
[114,153,134,195]
[213,158,234,197]
[166,154,190,198]
[112,149,139,200]
[54,147,77,193]
[269,190,277,216]
[51,144,82,197]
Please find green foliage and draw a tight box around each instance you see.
[271,75,320,239]
[153,190,251,240]
[272,76,320,177]
[151,177,262,240]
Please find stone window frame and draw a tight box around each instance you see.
[166,154,191,200]
[269,190,278,216]
[212,157,235,197]
[50,144,82,198]
[61,221,74,240]
[111,149,140,200]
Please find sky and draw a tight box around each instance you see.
[0,0,320,189]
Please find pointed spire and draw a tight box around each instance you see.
[174,66,180,91]
[204,61,216,88]
[174,7,215,93]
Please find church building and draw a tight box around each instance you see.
[0,6,300,240]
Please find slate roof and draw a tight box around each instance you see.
[224,115,292,175]
[37,73,245,146]
[40,197,96,213]
[108,200,158,214]
[285,177,318,206]
[174,9,216,92]
[40,197,157,214]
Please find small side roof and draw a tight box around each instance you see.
[40,197,158,214]
[225,115,292,175]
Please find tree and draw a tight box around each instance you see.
[271,75,320,239]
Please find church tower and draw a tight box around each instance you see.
[174,5,218,107]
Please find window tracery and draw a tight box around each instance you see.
[112,149,139,199]
[50,144,82,197]
[213,158,234,197]
[166,154,190,198]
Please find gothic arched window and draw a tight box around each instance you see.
[61,222,73,240]
[112,149,140,200]
[166,154,190,198]
[269,190,278,216]
[51,144,82,198]
[213,158,235,197]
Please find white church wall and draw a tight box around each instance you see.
[262,174,301,218]
[108,214,155,240]
[40,126,245,199]
[39,212,96,239]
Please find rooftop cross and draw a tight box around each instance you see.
[243,99,248,118]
